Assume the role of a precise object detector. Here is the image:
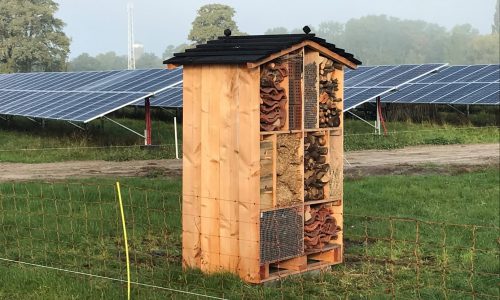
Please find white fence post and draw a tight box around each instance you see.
[174,117,179,159]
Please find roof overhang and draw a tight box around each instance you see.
[245,40,358,70]
[166,41,358,70]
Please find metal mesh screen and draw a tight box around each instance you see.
[260,207,304,264]
[288,57,303,130]
[304,63,318,129]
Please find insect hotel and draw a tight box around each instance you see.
[165,28,361,283]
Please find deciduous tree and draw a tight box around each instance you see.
[136,52,162,69]
[0,0,70,73]
[188,4,244,45]
[162,43,190,59]
[265,27,289,35]
[68,53,100,71]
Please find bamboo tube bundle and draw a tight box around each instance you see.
[304,132,331,201]
[319,58,341,128]
[260,61,289,131]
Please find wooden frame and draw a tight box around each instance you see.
[247,41,358,70]
[180,44,352,283]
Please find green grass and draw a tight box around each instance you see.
[0,115,498,163]
[345,119,499,151]
[0,113,182,163]
[0,170,498,299]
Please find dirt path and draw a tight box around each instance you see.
[344,143,499,178]
[0,144,498,182]
[0,159,182,182]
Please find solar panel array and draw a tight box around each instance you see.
[382,64,499,105]
[1,63,497,123]
[148,85,183,108]
[0,68,182,123]
[343,64,447,111]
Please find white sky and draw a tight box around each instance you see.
[55,0,498,58]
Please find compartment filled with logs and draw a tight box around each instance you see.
[304,204,341,252]
[318,57,342,128]
[304,132,331,201]
[260,60,289,131]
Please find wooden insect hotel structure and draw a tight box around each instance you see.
[164,28,361,283]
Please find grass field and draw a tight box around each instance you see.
[0,169,498,299]
[0,114,498,163]
[0,113,182,163]
[344,119,499,151]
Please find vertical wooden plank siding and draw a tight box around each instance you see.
[199,65,221,272]
[330,65,344,254]
[182,66,202,269]
[219,65,240,271]
[237,66,261,282]
[228,67,241,271]
[330,65,344,201]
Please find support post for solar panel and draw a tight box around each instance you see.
[174,117,179,160]
[446,104,467,116]
[375,97,382,135]
[103,116,145,139]
[346,110,376,129]
[145,97,152,146]
[466,105,470,118]
[67,121,86,131]
[376,97,388,136]
[25,117,43,127]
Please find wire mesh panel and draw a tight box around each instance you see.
[260,207,304,264]
[304,62,318,129]
[288,55,303,130]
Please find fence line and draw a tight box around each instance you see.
[0,144,181,153]
[0,257,226,300]
[344,125,499,137]
[0,182,498,299]
[0,125,497,153]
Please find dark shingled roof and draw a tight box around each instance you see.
[163,33,362,66]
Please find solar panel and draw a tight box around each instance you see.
[383,64,500,105]
[150,87,183,107]
[343,64,447,111]
[0,68,183,122]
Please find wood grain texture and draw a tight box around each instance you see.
[330,65,344,257]
[199,65,216,272]
[219,65,240,271]
[237,66,261,282]
[182,66,202,269]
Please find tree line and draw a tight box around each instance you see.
[69,4,243,71]
[1,2,499,73]
[266,14,499,65]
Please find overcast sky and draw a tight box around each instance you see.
[55,0,498,59]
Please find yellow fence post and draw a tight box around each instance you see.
[116,182,131,300]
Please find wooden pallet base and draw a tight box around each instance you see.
[259,245,342,283]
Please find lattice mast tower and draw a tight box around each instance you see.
[127,2,136,70]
